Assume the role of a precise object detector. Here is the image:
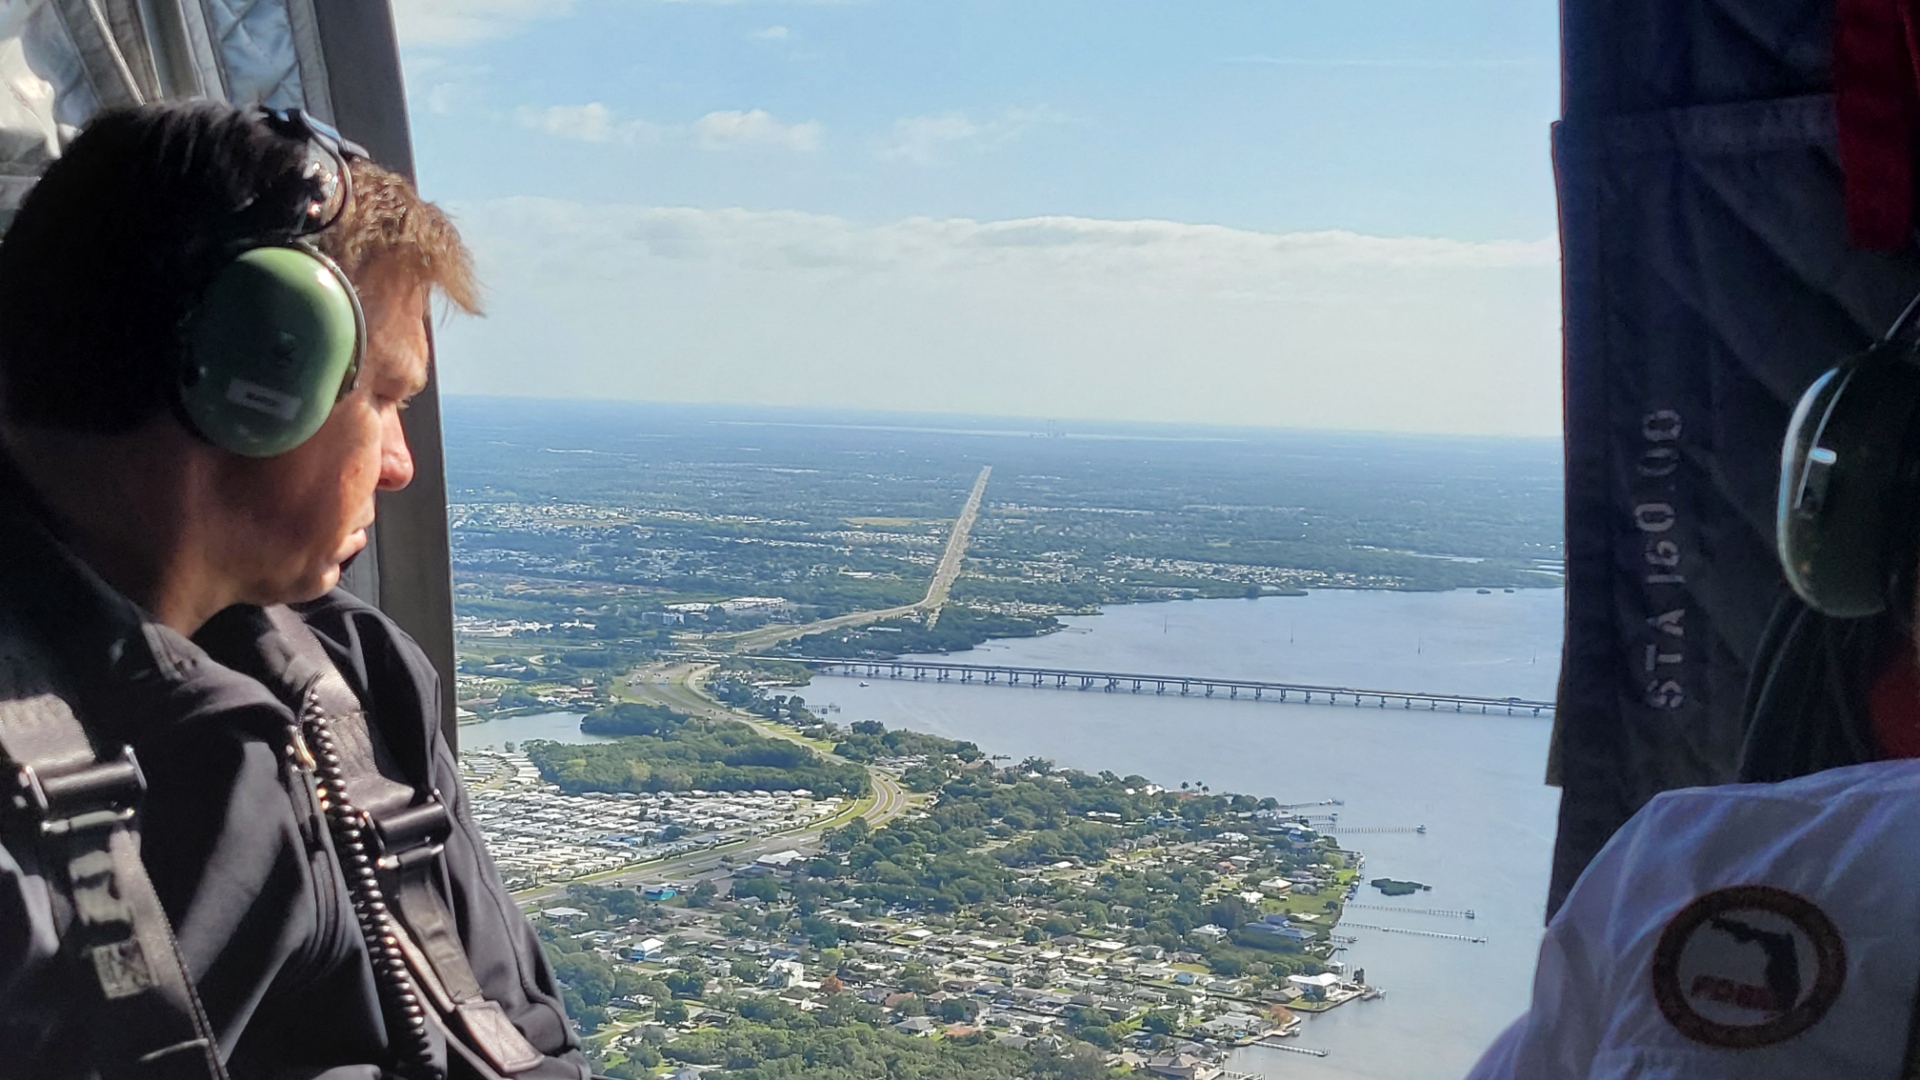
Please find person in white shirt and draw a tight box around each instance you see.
[1468,760,1920,1078]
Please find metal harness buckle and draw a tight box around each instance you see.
[370,795,452,871]
[10,745,146,835]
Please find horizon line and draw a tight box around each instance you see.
[440,392,1565,445]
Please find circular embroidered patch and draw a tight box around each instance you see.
[1650,885,1847,1049]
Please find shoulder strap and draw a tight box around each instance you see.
[0,644,227,1080]
[268,608,545,1078]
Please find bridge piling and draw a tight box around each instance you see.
[793,658,1554,716]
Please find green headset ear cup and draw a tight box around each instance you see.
[178,245,365,458]
[1777,346,1920,618]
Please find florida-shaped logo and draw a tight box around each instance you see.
[1651,885,1847,1049]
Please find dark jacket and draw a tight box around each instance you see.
[0,477,586,1079]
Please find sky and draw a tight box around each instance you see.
[394,0,1564,436]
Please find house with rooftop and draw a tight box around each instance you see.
[1287,972,1342,1001]
[754,849,806,870]
[1145,1052,1222,1080]
[1195,1012,1273,1040]
[1241,915,1311,944]
[894,1016,937,1037]
[622,937,667,961]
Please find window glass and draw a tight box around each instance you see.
[401,4,1561,1075]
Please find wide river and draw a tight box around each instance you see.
[461,587,1564,1080]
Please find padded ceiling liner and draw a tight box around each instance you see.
[0,0,332,220]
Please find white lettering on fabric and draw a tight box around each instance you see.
[1634,411,1688,710]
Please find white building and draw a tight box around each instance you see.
[1287,973,1342,992]
[720,596,793,618]
[766,958,810,989]
[624,937,666,961]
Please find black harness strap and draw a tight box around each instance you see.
[268,608,543,1078]
[0,645,226,1080]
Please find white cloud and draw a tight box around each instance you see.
[514,103,662,144]
[397,0,861,47]
[426,83,465,115]
[418,61,493,115]
[394,0,575,46]
[879,106,1068,165]
[880,114,979,165]
[753,24,790,39]
[693,109,822,151]
[1224,55,1552,69]
[434,198,1563,436]
[507,103,809,150]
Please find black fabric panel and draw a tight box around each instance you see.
[1562,0,1831,119]
[309,0,412,180]
[1549,71,1920,914]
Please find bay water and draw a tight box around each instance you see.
[804,588,1563,1080]
[460,710,618,751]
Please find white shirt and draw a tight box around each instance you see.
[1468,758,1920,1079]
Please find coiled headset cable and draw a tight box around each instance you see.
[297,688,442,1080]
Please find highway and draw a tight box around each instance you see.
[718,600,922,655]
[921,465,991,628]
[703,466,992,653]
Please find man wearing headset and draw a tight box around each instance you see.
[0,103,585,1078]
[1465,301,1920,1077]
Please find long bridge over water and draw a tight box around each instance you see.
[794,657,1555,716]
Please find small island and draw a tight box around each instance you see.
[1369,878,1432,897]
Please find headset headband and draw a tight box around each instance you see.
[1776,285,1920,617]
[253,108,367,239]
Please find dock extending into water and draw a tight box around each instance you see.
[1254,1041,1331,1058]
[1346,903,1476,919]
[1343,921,1487,944]
[1328,824,1427,834]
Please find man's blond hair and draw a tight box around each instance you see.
[315,160,481,314]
